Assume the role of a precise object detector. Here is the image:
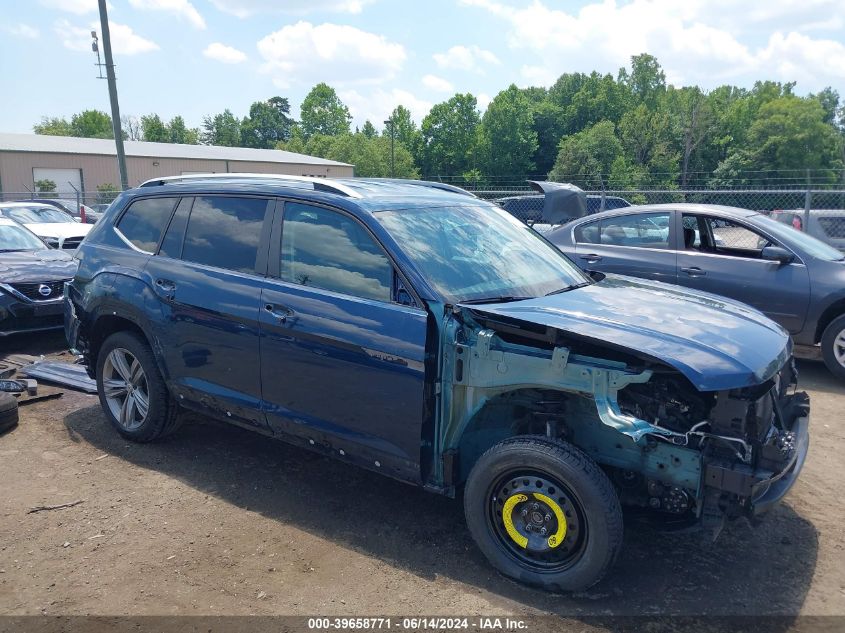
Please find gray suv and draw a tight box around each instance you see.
[547,203,845,379]
[770,209,845,253]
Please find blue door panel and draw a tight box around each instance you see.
[259,281,427,480]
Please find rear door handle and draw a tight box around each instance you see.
[579,254,603,263]
[680,266,706,277]
[154,278,176,300]
[264,303,294,323]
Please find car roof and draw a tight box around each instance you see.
[573,203,759,221]
[130,174,483,213]
[0,201,58,210]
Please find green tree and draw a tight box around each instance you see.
[564,72,633,134]
[326,133,417,178]
[713,96,844,185]
[141,114,170,142]
[810,87,840,126]
[360,120,377,138]
[530,101,567,176]
[201,109,241,146]
[620,54,666,108]
[70,110,114,138]
[33,117,73,136]
[549,120,624,188]
[300,83,352,138]
[420,93,481,178]
[665,87,716,186]
[386,105,423,168]
[241,96,295,148]
[168,116,199,144]
[96,183,120,204]
[34,179,57,196]
[618,104,679,186]
[478,84,538,178]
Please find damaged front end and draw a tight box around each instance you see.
[436,304,810,535]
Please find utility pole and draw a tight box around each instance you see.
[97,0,129,190]
[383,118,395,178]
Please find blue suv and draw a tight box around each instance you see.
[66,175,809,592]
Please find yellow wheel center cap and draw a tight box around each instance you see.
[501,492,567,549]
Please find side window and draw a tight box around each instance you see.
[158,197,193,259]
[280,203,392,302]
[574,221,600,244]
[600,213,670,249]
[116,197,178,253]
[181,196,268,273]
[681,214,703,249]
[705,216,773,256]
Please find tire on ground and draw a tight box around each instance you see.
[96,330,181,442]
[821,314,845,380]
[463,435,623,592]
[0,392,19,435]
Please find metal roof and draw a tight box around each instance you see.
[0,132,352,167]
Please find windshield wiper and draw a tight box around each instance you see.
[544,282,590,296]
[459,295,533,305]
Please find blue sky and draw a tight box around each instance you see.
[2,0,844,136]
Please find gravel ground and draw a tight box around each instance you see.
[1,331,844,625]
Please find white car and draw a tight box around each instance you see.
[0,202,91,250]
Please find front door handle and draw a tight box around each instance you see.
[579,254,603,263]
[680,266,706,277]
[264,303,294,323]
[154,278,176,300]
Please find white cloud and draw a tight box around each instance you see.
[460,0,845,91]
[6,24,40,38]
[128,0,206,29]
[422,74,454,93]
[433,44,500,73]
[339,88,432,128]
[55,19,159,55]
[39,0,100,14]
[208,0,373,18]
[203,42,247,64]
[257,22,406,88]
[476,92,491,113]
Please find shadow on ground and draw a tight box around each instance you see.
[63,403,819,620]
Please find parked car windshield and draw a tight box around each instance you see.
[752,214,845,261]
[0,223,46,251]
[374,204,589,302]
[2,206,75,224]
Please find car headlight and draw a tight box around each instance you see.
[44,238,60,248]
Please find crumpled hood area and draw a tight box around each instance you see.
[461,274,791,391]
[0,249,78,283]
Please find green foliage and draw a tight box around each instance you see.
[241,97,295,149]
[300,83,352,138]
[168,116,199,144]
[325,133,418,178]
[141,114,169,143]
[421,93,481,178]
[34,179,57,196]
[361,120,377,139]
[622,53,666,108]
[70,110,114,138]
[33,117,73,136]
[96,183,120,204]
[478,84,537,178]
[201,109,241,146]
[549,121,624,188]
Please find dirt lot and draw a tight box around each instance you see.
[1,331,844,624]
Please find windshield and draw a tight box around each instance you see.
[752,214,844,261]
[0,224,46,251]
[3,206,74,224]
[374,204,589,303]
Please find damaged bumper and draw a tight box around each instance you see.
[703,391,810,518]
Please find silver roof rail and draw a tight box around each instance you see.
[138,173,362,199]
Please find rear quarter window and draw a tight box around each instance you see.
[116,197,178,253]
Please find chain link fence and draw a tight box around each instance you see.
[469,187,845,252]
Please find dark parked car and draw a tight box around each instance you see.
[28,198,102,224]
[0,218,77,336]
[496,193,630,224]
[547,203,845,378]
[770,208,845,253]
[66,176,809,591]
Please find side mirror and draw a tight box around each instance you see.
[761,245,794,264]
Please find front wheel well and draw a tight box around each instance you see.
[815,299,845,343]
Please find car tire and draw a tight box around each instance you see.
[96,331,181,442]
[821,315,845,380]
[463,436,623,592]
[0,392,19,435]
